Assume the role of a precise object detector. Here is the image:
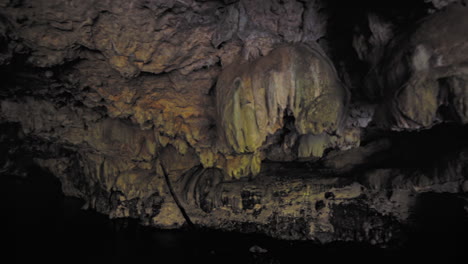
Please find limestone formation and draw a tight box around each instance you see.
[1,0,467,245]
[371,4,468,130]
[216,44,348,177]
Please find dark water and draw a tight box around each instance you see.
[4,167,467,264]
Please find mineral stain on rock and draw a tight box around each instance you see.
[1,0,468,257]
[216,44,348,177]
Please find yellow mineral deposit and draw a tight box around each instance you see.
[216,44,347,177]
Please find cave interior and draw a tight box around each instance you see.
[2,0,468,263]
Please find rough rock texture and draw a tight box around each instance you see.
[371,4,468,130]
[216,44,348,177]
[1,0,468,244]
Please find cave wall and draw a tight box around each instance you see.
[1,0,468,243]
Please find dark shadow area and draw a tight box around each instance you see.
[402,192,468,262]
[323,0,432,99]
[363,122,468,169]
[315,122,468,175]
[3,160,467,264]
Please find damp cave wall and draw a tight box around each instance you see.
[1,0,468,243]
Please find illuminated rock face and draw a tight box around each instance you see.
[216,44,347,177]
[371,4,468,130]
[1,0,468,244]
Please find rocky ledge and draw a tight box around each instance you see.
[1,0,467,244]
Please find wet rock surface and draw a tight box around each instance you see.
[1,0,468,249]
[370,4,468,129]
[4,162,468,263]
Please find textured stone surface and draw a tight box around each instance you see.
[216,44,347,177]
[371,4,468,130]
[1,0,468,244]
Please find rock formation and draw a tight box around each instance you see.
[216,43,349,177]
[1,0,467,245]
[371,4,468,130]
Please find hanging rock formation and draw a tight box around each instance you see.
[216,44,348,178]
[370,4,468,129]
[1,0,468,244]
